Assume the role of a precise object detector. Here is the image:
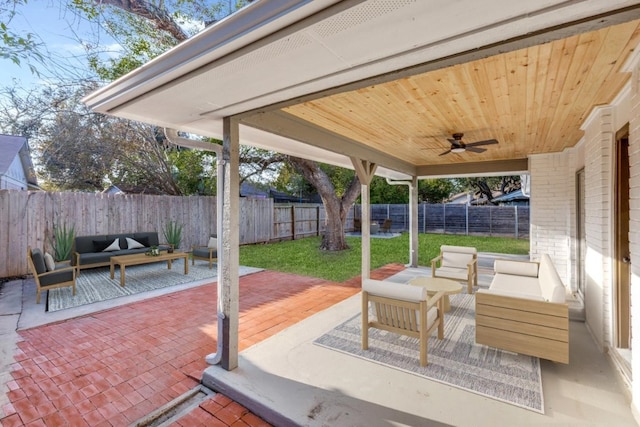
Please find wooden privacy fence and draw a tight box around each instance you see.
[0,190,529,278]
[1,190,217,278]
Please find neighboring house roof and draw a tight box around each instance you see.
[240,182,268,198]
[446,192,472,205]
[102,185,125,195]
[0,134,38,190]
[492,189,530,204]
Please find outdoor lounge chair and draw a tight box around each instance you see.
[192,235,218,269]
[380,219,392,233]
[362,279,444,366]
[27,246,76,304]
[431,245,478,294]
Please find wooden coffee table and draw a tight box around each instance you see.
[408,277,463,312]
[110,251,189,287]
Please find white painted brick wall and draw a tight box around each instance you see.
[529,152,571,282]
[583,107,614,349]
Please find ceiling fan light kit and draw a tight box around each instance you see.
[451,147,466,153]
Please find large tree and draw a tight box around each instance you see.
[456,176,521,205]
[0,81,185,193]
[288,158,360,250]
[0,0,42,73]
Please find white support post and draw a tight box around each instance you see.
[351,158,377,281]
[409,176,419,267]
[220,117,240,370]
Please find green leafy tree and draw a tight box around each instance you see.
[455,176,521,205]
[418,179,456,203]
[369,177,409,204]
[0,0,43,73]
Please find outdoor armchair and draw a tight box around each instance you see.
[27,246,76,304]
[362,279,444,366]
[192,235,218,269]
[431,245,478,294]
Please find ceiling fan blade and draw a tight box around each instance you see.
[447,138,459,145]
[466,146,487,153]
[439,149,452,156]
[464,139,499,147]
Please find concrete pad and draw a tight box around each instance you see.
[202,267,635,427]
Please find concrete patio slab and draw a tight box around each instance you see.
[203,266,636,427]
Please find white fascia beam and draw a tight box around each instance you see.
[240,110,416,176]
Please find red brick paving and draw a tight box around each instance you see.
[1,264,405,426]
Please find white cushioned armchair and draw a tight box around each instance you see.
[431,245,478,294]
[361,279,445,366]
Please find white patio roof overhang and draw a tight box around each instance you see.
[83,0,640,180]
[83,0,640,371]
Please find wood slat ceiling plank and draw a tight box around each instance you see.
[550,29,609,151]
[580,22,640,111]
[524,43,551,153]
[281,20,640,169]
[538,36,578,146]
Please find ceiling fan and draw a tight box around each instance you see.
[440,133,498,156]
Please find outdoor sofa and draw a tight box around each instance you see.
[475,254,569,363]
[72,232,171,271]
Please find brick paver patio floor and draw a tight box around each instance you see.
[1,264,405,426]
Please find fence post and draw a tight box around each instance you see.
[489,206,493,236]
[291,205,296,240]
[423,203,426,233]
[317,206,320,236]
[465,204,469,235]
[514,205,519,239]
[443,203,446,234]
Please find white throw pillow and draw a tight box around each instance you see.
[126,237,145,249]
[44,253,56,271]
[207,237,218,249]
[103,238,121,252]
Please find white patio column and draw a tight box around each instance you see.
[218,117,240,370]
[409,176,419,267]
[352,158,377,280]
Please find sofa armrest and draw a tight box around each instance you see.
[475,291,569,363]
[431,255,442,275]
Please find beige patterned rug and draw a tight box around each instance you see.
[47,261,262,312]
[314,292,544,413]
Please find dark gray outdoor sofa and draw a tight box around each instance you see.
[72,232,171,272]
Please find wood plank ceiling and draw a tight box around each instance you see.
[282,19,640,167]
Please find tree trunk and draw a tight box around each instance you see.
[289,156,360,251]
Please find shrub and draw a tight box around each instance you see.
[163,220,183,249]
[50,222,75,261]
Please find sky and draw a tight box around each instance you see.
[1,1,120,90]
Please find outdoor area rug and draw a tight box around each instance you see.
[47,261,262,312]
[314,292,544,413]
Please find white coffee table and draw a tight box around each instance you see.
[408,277,463,312]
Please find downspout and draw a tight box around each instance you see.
[385,178,412,187]
[164,129,225,365]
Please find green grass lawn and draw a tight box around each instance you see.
[239,233,529,282]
